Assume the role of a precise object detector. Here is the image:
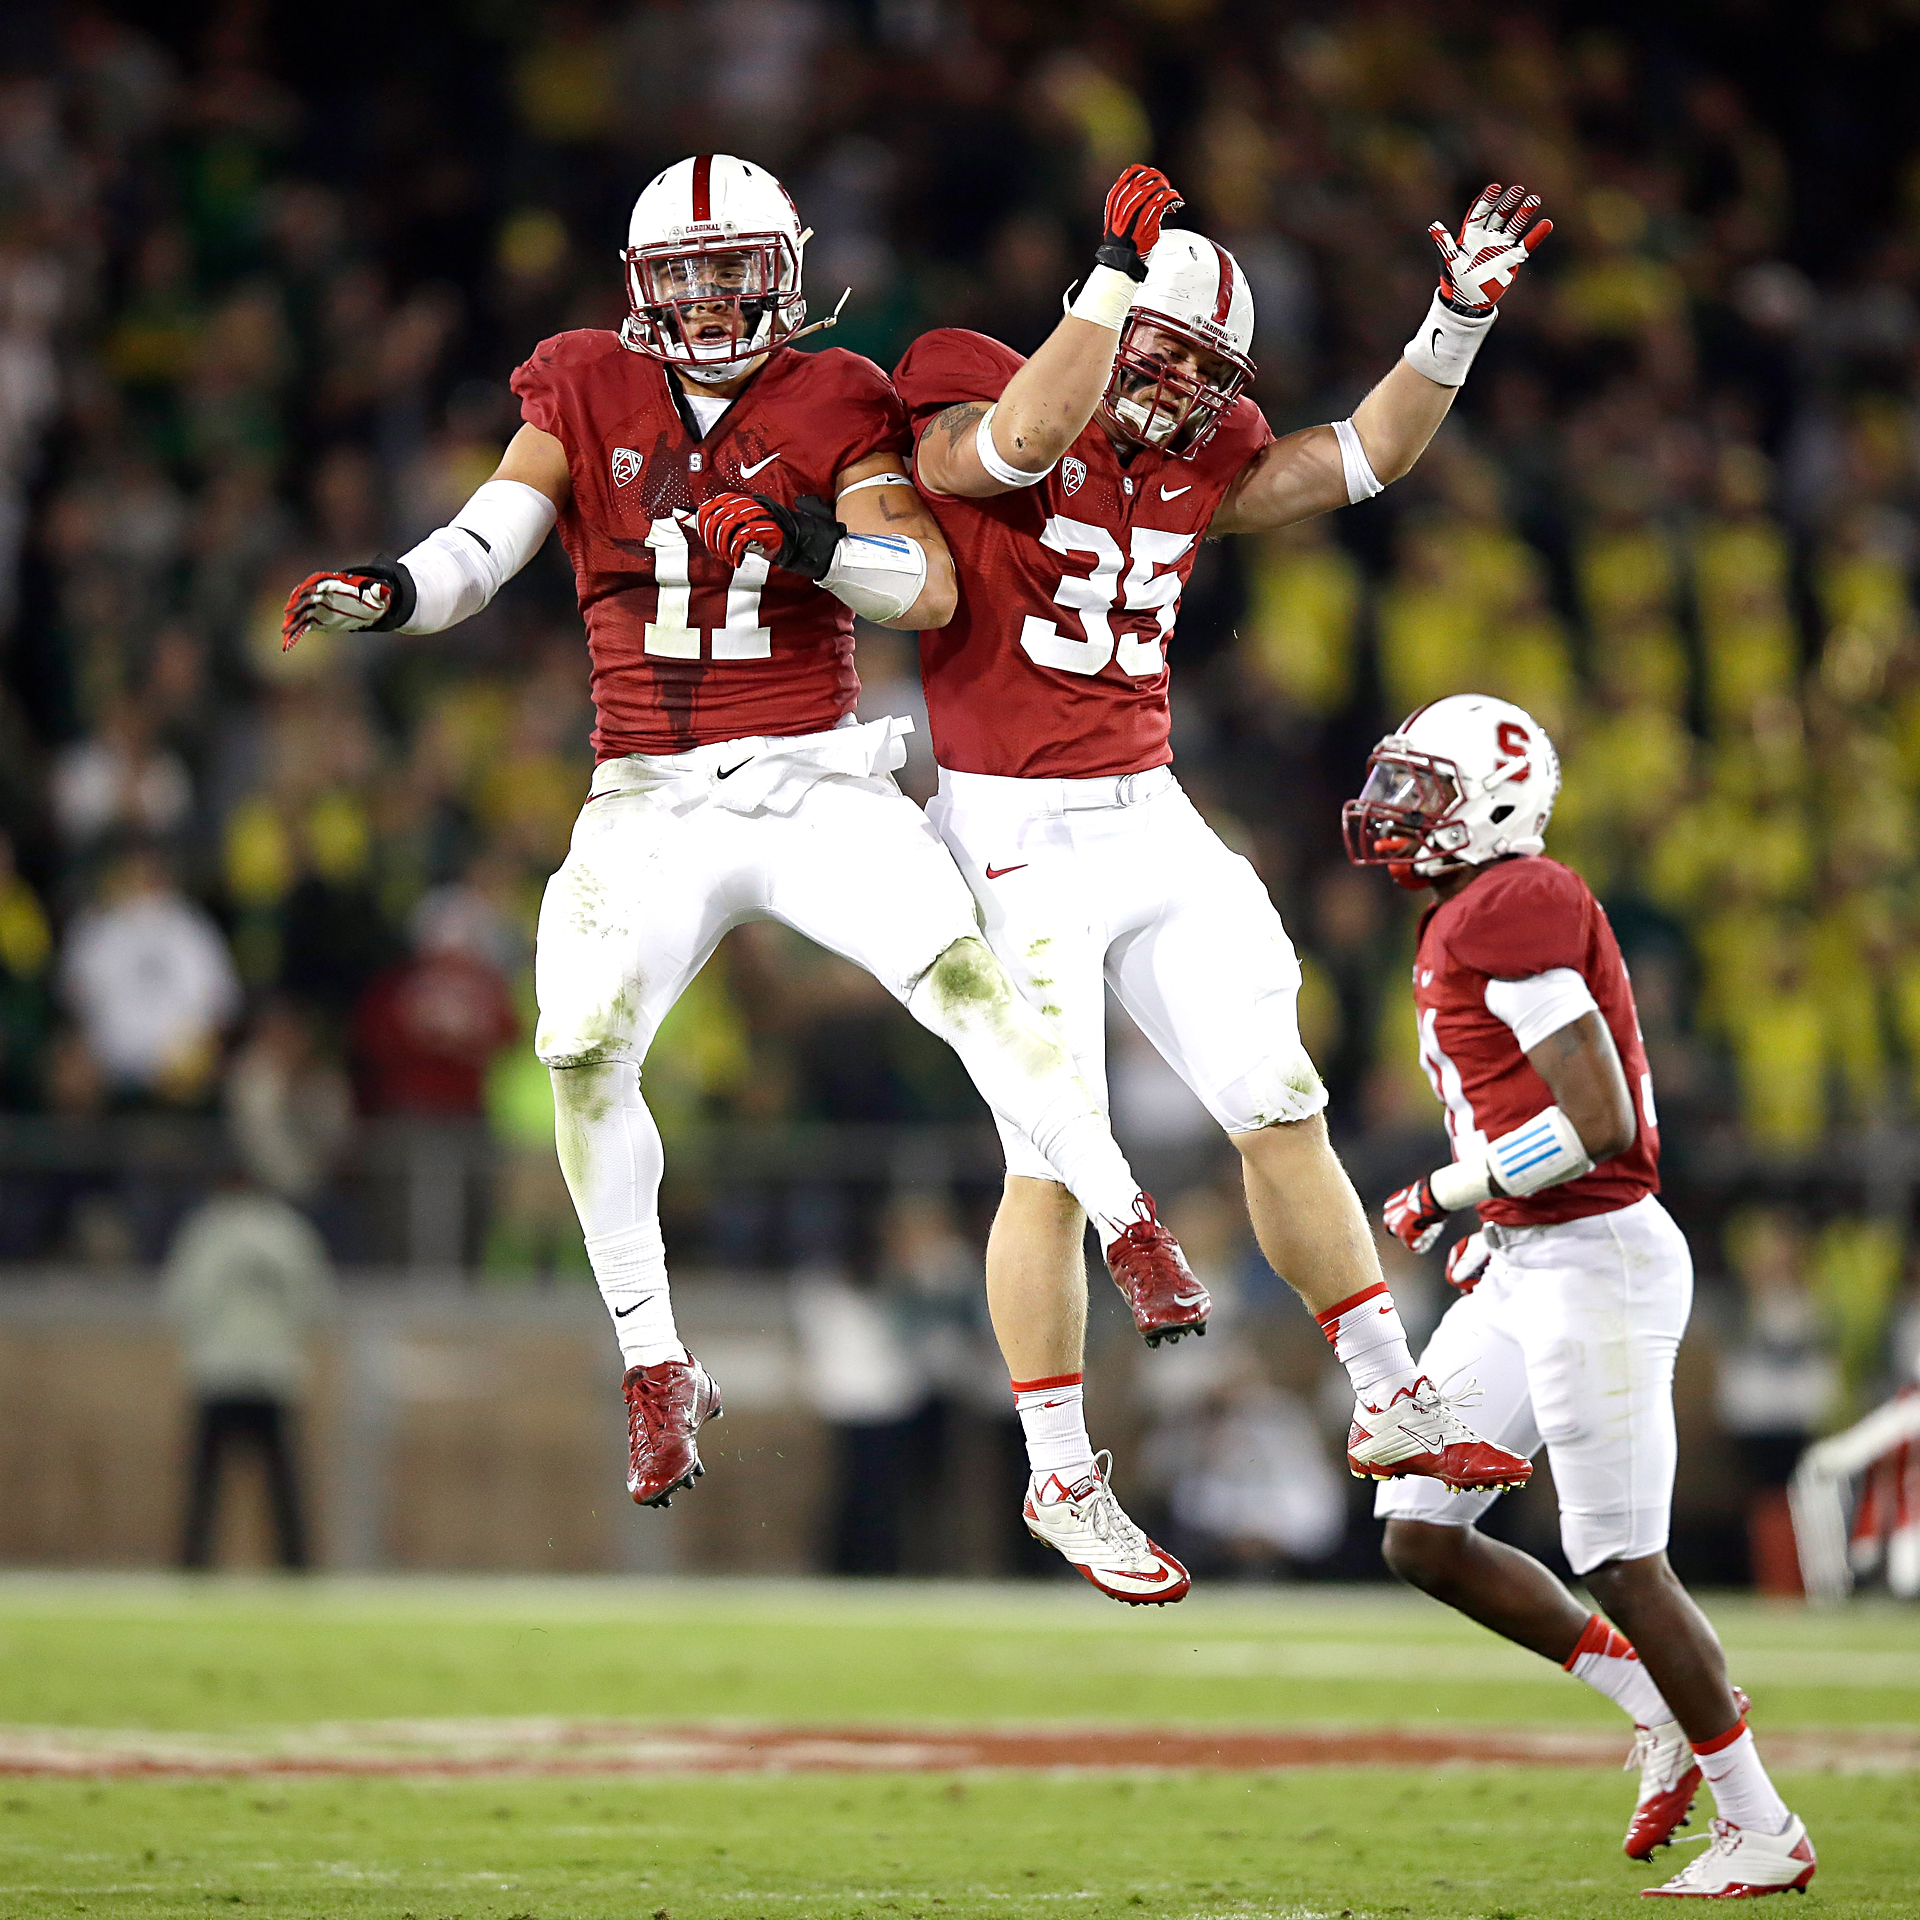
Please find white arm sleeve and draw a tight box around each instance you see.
[396,479,558,634]
[1332,417,1385,502]
[974,405,1054,488]
[820,532,928,624]
[1484,968,1600,1054]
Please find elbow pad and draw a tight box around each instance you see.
[820,532,929,624]
[974,405,1053,488]
[1428,1104,1594,1210]
[396,479,558,633]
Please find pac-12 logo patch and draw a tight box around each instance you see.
[1061,456,1086,496]
[610,446,643,487]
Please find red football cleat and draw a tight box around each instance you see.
[1106,1194,1209,1347]
[1625,1690,1751,1861]
[623,1354,723,1507]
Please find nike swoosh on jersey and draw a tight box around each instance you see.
[1159,484,1192,500]
[738,451,782,478]
[984,863,1028,879]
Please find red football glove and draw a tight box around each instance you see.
[1429,182,1552,313]
[281,561,412,651]
[1383,1175,1449,1256]
[1097,163,1184,279]
[1446,1230,1491,1295]
[695,492,787,569]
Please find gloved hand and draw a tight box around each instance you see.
[1383,1174,1449,1256]
[1446,1230,1492,1295]
[1429,182,1552,314]
[281,560,414,651]
[1095,163,1184,281]
[695,492,842,578]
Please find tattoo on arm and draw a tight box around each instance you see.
[930,401,989,453]
[876,491,910,522]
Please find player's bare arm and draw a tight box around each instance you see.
[693,447,957,632]
[1524,1010,1636,1162]
[1210,183,1552,538]
[916,165,1184,498]
[491,421,572,511]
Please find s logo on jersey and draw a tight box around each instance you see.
[610,446,644,487]
[1061,456,1086,497]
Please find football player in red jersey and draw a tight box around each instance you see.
[281,155,1197,1576]
[894,172,1546,1577]
[1348,696,1815,1899]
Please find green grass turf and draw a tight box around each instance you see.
[2,1576,1917,1733]
[1,1578,1916,1919]
[1,1769,1911,1919]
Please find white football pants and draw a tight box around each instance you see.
[926,765,1328,1181]
[1374,1194,1693,1575]
[535,726,1149,1359]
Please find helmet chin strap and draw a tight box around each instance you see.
[680,356,763,386]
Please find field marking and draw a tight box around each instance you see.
[0,1719,1910,1778]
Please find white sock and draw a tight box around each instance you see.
[905,945,1140,1240]
[1013,1372,1095,1480]
[1694,1721,1792,1835]
[1562,1613,1673,1726]
[552,1062,686,1370]
[1315,1282,1419,1402]
[585,1223,685,1369]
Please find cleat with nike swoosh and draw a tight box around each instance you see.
[623,1354,722,1506]
[1106,1193,1209,1345]
[1024,1450,1190,1604]
[1346,1374,1532,1490]
[984,862,1028,880]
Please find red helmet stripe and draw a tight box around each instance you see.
[692,154,713,222]
[1209,242,1235,325]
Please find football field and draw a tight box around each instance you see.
[1,1576,1916,1918]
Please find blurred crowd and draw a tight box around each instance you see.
[3,1,1920,1578]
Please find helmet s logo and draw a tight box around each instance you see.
[1061,457,1086,496]
[1496,721,1530,760]
[611,447,644,487]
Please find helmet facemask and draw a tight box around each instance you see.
[1101,310,1251,456]
[1342,744,1475,889]
[619,232,806,373]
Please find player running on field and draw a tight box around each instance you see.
[281,153,1196,1516]
[883,168,1546,1601]
[1346,695,1816,1900]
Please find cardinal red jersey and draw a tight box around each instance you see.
[894,328,1272,779]
[512,333,909,758]
[1413,856,1659,1228]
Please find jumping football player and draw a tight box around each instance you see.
[840,172,1547,1597]
[282,154,1198,1521]
[1347,694,1816,1900]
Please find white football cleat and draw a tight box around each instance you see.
[1346,1375,1532,1491]
[1641,1815,1816,1898]
[1023,1451,1190,1605]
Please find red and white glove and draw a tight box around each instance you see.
[1383,1175,1449,1256]
[1097,163,1184,281]
[1446,1230,1491,1295]
[280,560,413,651]
[695,492,787,568]
[1429,182,1551,314]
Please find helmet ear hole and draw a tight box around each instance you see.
[1490,804,1514,824]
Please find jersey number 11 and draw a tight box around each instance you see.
[644,516,772,660]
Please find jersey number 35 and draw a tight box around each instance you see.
[1022,517,1196,679]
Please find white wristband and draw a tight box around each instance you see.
[1332,417,1385,502]
[820,531,928,624]
[1402,288,1497,388]
[1068,262,1139,333]
[397,479,557,633]
[974,405,1053,489]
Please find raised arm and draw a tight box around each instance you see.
[916,165,1185,498]
[1210,184,1551,538]
[282,422,567,649]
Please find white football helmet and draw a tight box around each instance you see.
[1343,694,1562,886]
[620,153,820,377]
[1101,228,1255,455]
